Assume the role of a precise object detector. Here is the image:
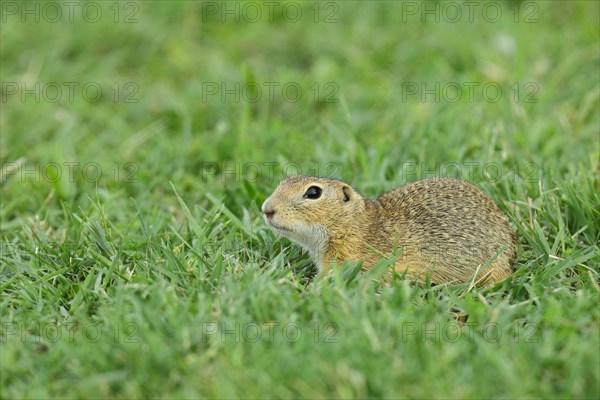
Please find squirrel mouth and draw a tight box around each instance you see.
[265,219,292,232]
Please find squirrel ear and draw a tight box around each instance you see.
[342,186,352,202]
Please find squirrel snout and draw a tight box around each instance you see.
[264,210,275,219]
[262,198,276,219]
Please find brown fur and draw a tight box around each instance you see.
[262,176,516,284]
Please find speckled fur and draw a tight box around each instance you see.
[262,176,516,284]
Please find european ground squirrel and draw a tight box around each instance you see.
[262,176,516,284]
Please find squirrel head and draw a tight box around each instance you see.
[262,175,367,265]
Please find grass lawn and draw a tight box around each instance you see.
[1,1,599,398]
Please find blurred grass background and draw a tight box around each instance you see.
[1,1,599,398]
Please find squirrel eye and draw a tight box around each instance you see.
[303,186,322,199]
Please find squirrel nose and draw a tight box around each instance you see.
[262,198,276,219]
[264,210,275,219]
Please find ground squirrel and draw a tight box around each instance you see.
[262,176,516,284]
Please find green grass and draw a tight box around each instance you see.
[1,1,599,398]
